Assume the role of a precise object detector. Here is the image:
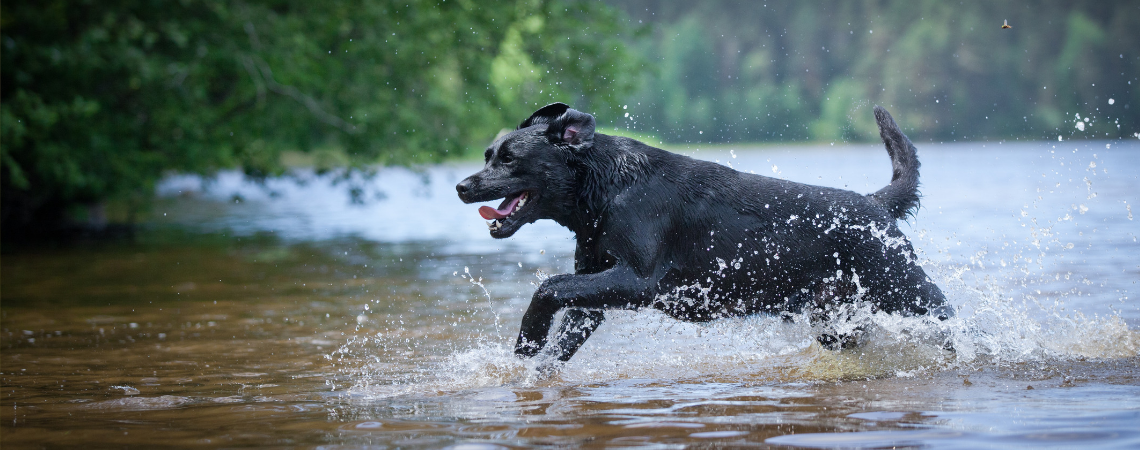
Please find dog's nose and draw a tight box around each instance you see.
[456,178,473,199]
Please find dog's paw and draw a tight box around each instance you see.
[534,360,565,379]
[816,330,862,351]
[514,338,543,358]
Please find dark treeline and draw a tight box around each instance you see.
[1,0,641,237]
[606,0,1139,144]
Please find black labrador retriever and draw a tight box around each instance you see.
[456,103,950,363]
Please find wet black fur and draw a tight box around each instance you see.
[456,103,950,363]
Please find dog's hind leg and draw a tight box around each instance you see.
[548,309,606,362]
[807,278,865,350]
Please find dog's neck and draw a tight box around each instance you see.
[558,135,651,236]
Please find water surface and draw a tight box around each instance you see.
[3,140,1138,448]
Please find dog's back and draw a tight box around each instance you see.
[581,134,944,323]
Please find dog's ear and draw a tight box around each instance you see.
[547,108,595,150]
[518,102,595,149]
[518,102,571,129]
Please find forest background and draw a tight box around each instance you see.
[2,0,1137,237]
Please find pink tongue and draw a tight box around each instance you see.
[479,196,520,220]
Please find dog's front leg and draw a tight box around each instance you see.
[548,308,606,362]
[514,265,650,358]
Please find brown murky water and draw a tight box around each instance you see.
[4,233,1138,448]
[4,142,1140,448]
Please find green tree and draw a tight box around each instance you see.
[1,0,643,236]
[609,0,1139,144]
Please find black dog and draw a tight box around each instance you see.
[456,103,950,363]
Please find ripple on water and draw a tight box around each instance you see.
[690,430,749,438]
[766,429,966,448]
[85,395,195,411]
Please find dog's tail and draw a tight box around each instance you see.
[868,106,921,220]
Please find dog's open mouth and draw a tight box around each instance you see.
[479,191,529,232]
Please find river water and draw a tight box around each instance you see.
[3,140,1138,448]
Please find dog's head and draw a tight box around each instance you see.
[456,103,595,238]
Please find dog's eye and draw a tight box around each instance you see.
[484,149,493,162]
[500,152,513,164]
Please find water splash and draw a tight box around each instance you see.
[460,266,503,336]
[341,288,1134,399]
[330,236,1137,398]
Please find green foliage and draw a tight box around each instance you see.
[810,80,875,142]
[1,0,643,231]
[610,1,1140,144]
